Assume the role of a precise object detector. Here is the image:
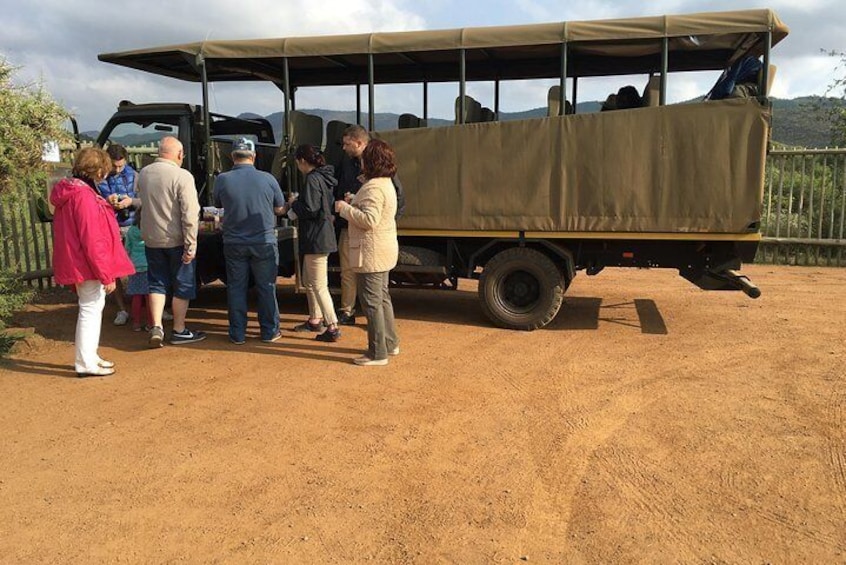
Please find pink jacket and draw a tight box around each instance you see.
[50,177,135,286]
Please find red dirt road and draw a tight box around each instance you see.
[1,265,844,563]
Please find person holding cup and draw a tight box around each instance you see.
[98,144,139,326]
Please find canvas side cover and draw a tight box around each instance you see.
[379,98,769,234]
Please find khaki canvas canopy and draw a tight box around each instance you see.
[379,98,768,234]
[99,9,788,86]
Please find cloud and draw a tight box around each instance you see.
[2,0,845,131]
[2,0,425,130]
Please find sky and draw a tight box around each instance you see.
[3,0,845,132]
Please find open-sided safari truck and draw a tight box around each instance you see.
[99,8,788,329]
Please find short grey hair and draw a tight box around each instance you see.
[231,149,255,160]
[342,124,370,143]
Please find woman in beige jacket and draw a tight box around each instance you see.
[335,139,400,366]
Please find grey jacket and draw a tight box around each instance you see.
[138,158,200,251]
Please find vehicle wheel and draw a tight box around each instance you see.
[478,247,566,330]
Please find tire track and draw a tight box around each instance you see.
[826,384,846,510]
[591,446,740,562]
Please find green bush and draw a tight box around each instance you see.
[0,269,33,355]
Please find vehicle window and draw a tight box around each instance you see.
[102,120,179,148]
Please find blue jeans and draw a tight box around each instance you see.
[223,243,279,342]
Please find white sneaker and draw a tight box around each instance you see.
[353,356,388,366]
[113,310,130,326]
[388,346,400,356]
[162,310,174,321]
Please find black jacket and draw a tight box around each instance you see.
[333,154,406,230]
[292,165,338,255]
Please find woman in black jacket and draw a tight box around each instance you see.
[288,145,341,341]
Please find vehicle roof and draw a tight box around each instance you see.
[99,9,788,86]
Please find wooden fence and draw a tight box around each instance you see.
[1,147,844,287]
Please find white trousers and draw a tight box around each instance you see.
[303,254,338,326]
[75,280,106,373]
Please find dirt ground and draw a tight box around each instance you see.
[0,264,844,563]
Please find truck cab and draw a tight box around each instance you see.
[95,101,296,283]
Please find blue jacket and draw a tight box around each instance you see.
[98,164,138,227]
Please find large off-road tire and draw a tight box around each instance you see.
[478,247,566,330]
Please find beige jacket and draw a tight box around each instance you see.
[138,158,200,251]
[339,177,398,273]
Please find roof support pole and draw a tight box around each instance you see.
[282,57,294,193]
[368,54,375,131]
[571,77,578,114]
[199,56,213,205]
[660,37,669,106]
[559,42,567,116]
[494,79,500,120]
[282,57,292,139]
[356,84,362,126]
[423,81,429,120]
[761,30,772,98]
[459,48,466,124]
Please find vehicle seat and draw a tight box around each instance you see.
[271,110,324,182]
[398,113,428,129]
[455,95,482,124]
[642,75,661,107]
[324,119,350,171]
[480,107,496,122]
[547,86,574,116]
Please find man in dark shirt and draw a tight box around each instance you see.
[334,125,405,325]
[214,138,286,344]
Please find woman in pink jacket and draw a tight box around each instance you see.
[51,148,135,377]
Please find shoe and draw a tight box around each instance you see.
[315,328,341,342]
[97,359,115,369]
[293,320,323,332]
[113,310,130,326]
[230,337,246,345]
[148,326,165,348]
[261,330,283,343]
[162,310,174,321]
[337,311,356,326]
[353,355,388,366]
[77,366,116,378]
[170,328,208,345]
[134,324,152,332]
[388,346,400,356]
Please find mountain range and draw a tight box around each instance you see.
[256,97,839,149]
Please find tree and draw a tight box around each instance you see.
[820,49,846,146]
[0,57,71,352]
[0,57,71,197]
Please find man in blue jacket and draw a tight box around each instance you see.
[98,144,138,326]
[214,138,286,344]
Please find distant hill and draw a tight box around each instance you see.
[770,96,840,148]
[259,98,834,148]
[85,97,839,149]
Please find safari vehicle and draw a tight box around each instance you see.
[98,8,788,329]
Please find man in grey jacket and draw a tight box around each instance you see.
[138,136,206,347]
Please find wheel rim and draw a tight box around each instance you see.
[498,269,540,313]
